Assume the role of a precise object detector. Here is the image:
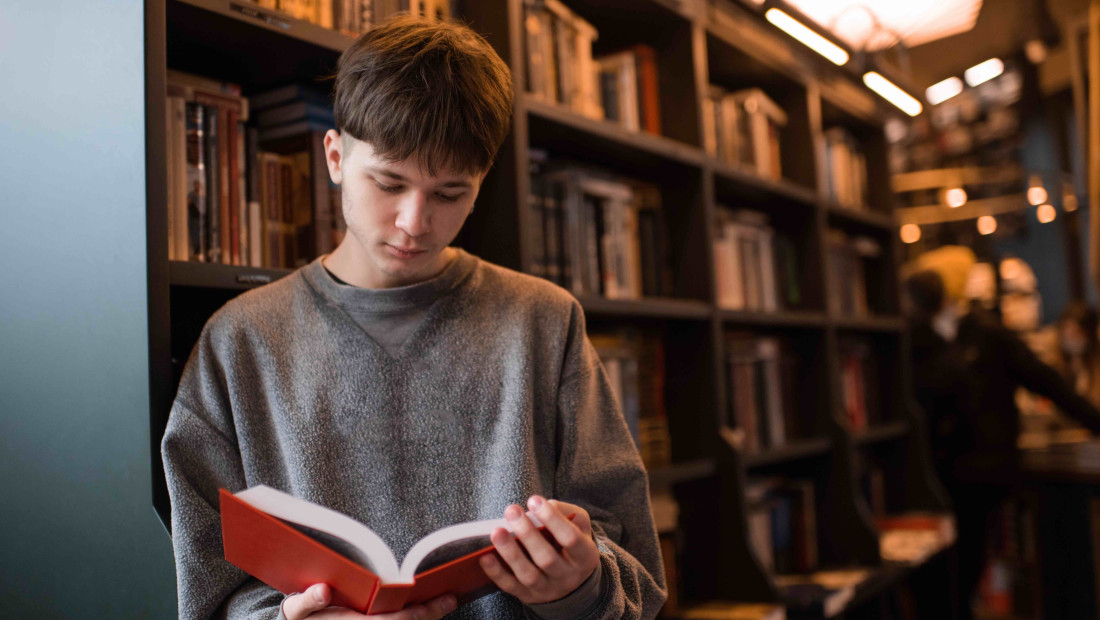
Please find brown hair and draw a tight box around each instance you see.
[333,15,514,175]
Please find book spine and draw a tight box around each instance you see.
[227,108,241,265]
[238,122,248,267]
[204,104,221,264]
[185,103,207,262]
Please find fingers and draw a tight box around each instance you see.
[545,499,593,536]
[527,496,593,560]
[479,551,523,594]
[506,503,572,578]
[490,518,549,587]
[283,583,332,620]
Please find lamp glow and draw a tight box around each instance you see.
[1065,192,1079,212]
[964,58,1004,87]
[926,77,963,105]
[766,8,850,66]
[863,71,923,116]
[945,187,967,208]
[977,215,997,235]
[900,224,921,244]
[1037,204,1056,223]
[1027,176,1047,206]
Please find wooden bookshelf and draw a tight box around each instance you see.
[143,0,953,617]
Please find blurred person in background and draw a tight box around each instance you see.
[1056,301,1100,408]
[905,245,1100,620]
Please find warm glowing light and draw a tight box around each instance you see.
[945,187,967,208]
[1037,204,1056,223]
[977,215,997,235]
[1065,193,1079,212]
[900,224,921,244]
[766,9,850,66]
[926,77,963,105]
[863,71,923,116]
[1000,259,1021,281]
[964,58,1004,87]
[1027,176,1047,206]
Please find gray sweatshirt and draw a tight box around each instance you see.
[161,249,667,619]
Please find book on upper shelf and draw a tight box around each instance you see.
[838,337,881,433]
[713,208,801,312]
[724,334,809,455]
[528,159,673,300]
[676,601,786,620]
[595,44,661,135]
[220,485,565,615]
[523,0,601,120]
[745,477,819,576]
[590,328,672,469]
[241,0,456,38]
[825,229,881,318]
[822,127,867,210]
[703,86,786,181]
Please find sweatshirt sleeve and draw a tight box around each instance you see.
[530,302,668,620]
[161,318,284,620]
[999,324,1100,434]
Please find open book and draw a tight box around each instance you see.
[219,486,560,614]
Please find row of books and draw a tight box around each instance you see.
[745,477,819,576]
[703,86,786,180]
[523,0,662,134]
[591,329,672,469]
[528,156,674,299]
[725,335,810,454]
[839,338,882,433]
[825,229,882,318]
[165,72,344,269]
[978,496,1040,618]
[714,208,801,312]
[823,127,868,210]
[242,0,453,36]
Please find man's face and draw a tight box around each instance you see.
[324,131,485,288]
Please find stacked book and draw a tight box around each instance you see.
[242,0,455,36]
[165,71,251,266]
[877,512,956,566]
[703,86,787,180]
[725,334,805,453]
[838,337,881,433]
[823,127,868,209]
[774,568,869,618]
[528,157,674,300]
[745,478,819,576]
[523,0,601,120]
[826,229,882,317]
[590,329,672,469]
[595,44,661,134]
[713,208,801,312]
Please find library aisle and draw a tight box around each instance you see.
[8,0,1100,618]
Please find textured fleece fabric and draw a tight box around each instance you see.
[161,248,667,619]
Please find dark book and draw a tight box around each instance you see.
[250,83,332,112]
[204,104,221,265]
[184,102,207,262]
[256,101,336,128]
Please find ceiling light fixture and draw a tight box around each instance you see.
[977,215,997,235]
[964,58,1004,87]
[1036,204,1056,223]
[863,71,923,116]
[945,187,968,208]
[926,76,963,105]
[765,8,850,66]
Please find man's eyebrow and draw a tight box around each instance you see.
[367,166,472,189]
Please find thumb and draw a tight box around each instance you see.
[282,583,331,620]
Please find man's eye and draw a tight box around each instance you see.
[376,183,403,193]
[436,193,463,203]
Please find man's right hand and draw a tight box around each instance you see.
[282,583,457,620]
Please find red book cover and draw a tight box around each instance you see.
[220,486,564,615]
[627,44,660,135]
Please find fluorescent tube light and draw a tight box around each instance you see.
[863,71,923,116]
[765,8,850,66]
[926,77,963,105]
[964,58,1004,87]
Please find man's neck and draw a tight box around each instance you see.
[322,241,456,290]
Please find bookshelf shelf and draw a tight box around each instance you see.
[743,437,832,469]
[575,295,712,320]
[824,202,896,231]
[853,421,910,446]
[719,309,828,328]
[524,98,705,171]
[648,458,718,487]
[833,315,905,333]
[170,260,293,290]
[174,0,352,53]
[711,160,819,208]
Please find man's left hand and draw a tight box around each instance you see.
[480,496,600,604]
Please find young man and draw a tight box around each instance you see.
[161,15,667,620]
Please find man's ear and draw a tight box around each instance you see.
[323,129,344,185]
